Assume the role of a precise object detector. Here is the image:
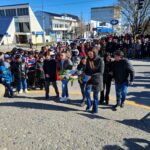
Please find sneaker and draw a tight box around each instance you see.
[18,89,23,94]
[24,89,28,93]
[60,97,66,102]
[66,97,70,101]
[85,106,92,112]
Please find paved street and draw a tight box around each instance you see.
[0,60,150,150]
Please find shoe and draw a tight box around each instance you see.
[120,102,124,108]
[60,97,66,102]
[24,89,28,93]
[92,111,98,114]
[81,101,86,107]
[18,89,23,94]
[99,101,105,105]
[45,94,50,100]
[66,97,70,101]
[105,101,109,105]
[85,106,92,112]
[113,103,120,110]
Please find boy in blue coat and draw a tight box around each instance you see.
[0,60,14,98]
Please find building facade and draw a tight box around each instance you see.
[0,3,44,45]
[91,6,122,34]
[35,11,79,42]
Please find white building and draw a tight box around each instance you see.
[0,3,44,45]
[35,11,79,42]
[91,6,122,34]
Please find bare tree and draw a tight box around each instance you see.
[119,0,150,35]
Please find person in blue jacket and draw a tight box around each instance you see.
[0,59,14,98]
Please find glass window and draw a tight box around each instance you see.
[17,8,29,16]
[0,10,5,16]
[15,22,30,32]
[5,9,16,16]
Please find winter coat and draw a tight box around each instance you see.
[85,56,104,91]
[43,59,57,82]
[57,59,73,72]
[12,61,28,81]
[0,62,12,84]
[35,61,45,79]
[112,59,135,84]
[103,61,113,83]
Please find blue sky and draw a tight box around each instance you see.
[0,0,117,21]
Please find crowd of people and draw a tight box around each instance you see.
[0,33,146,113]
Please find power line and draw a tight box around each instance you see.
[31,0,106,8]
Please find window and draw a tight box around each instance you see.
[0,10,5,16]
[17,8,29,16]
[5,9,16,16]
[15,22,30,32]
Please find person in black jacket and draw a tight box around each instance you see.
[12,55,28,94]
[100,53,113,105]
[112,50,135,110]
[43,53,59,100]
[85,48,104,114]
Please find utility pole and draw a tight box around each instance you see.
[42,0,45,43]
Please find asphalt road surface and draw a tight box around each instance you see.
[0,59,149,150]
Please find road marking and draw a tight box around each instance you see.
[28,90,150,110]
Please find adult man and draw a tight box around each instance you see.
[112,50,135,109]
[43,52,59,100]
[57,52,73,102]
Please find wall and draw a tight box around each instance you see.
[1,18,16,45]
[28,7,44,44]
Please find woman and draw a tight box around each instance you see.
[77,57,87,107]
[85,49,104,114]
[35,56,45,90]
[99,53,113,105]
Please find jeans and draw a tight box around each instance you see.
[79,81,86,101]
[45,81,59,98]
[3,81,13,97]
[85,85,99,113]
[62,79,69,98]
[17,78,27,91]
[115,82,128,104]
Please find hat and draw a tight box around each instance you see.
[50,51,55,55]
[4,54,10,59]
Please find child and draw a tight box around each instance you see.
[12,55,28,94]
[0,59,13,98]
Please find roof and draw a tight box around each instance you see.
[62,13,79,21]
[42,11,62,17]
[0,17,13,35]
[39,11,79,21]
[91,6,121,10]
[0,3,29,8]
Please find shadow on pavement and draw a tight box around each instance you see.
[127,91,150,106]
[102,145,124,150]
[0,101,79,112]
[102,138,150,150]
[117,113,150,133]
[77,113,109,120]
[127,73,150,106]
